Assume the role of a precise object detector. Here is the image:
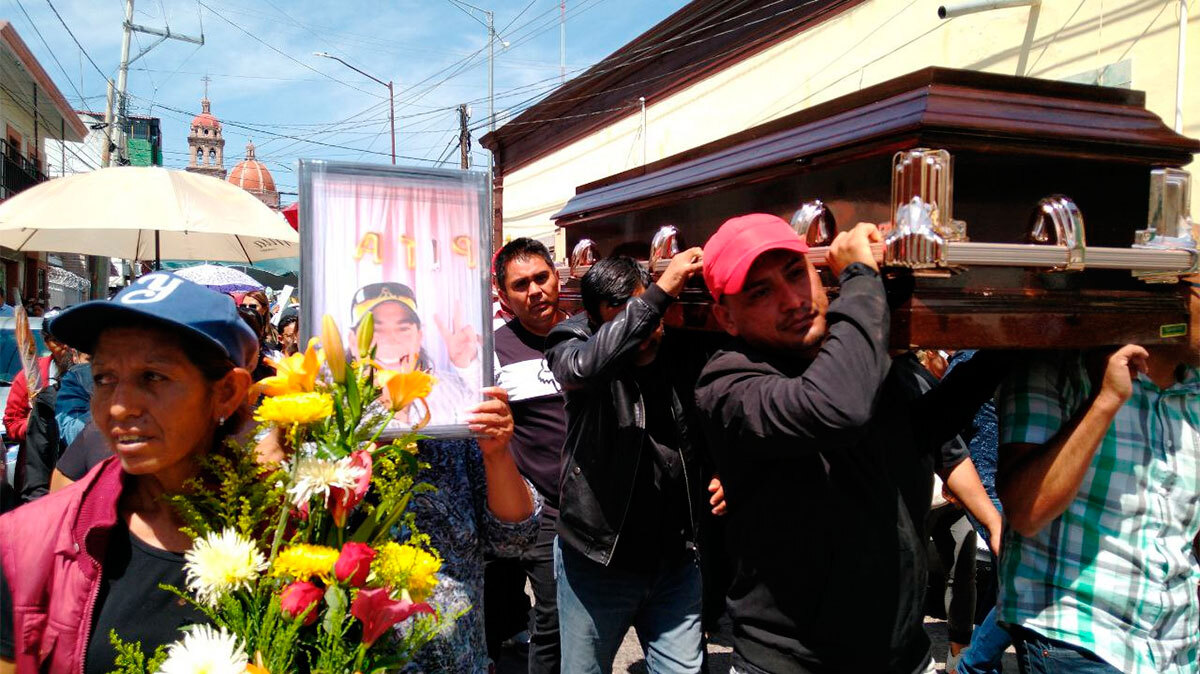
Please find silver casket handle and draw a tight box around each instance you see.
[790,200,836,247]
[1028,195,1086,272]
[649,225,680,270]
[569,239,599,278]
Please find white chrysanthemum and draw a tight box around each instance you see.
[286,455,366,508]
[155,624,248,674]
[183,528,267,607]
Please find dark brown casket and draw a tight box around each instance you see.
[550,67,1200,349]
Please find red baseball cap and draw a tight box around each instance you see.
[702,213,809,301]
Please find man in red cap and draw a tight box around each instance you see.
[694,214,1007,673]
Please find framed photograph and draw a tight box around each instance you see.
[299,160,493,438]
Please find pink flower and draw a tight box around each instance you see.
[329,450,372,528]
[279,581,323,626]
[334,542,376,587]
[350,587,434,647]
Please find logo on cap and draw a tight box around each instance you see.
[120,273,184,305]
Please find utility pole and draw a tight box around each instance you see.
[114,0,204,165]
[488,9,495,139]
[458,104,470,169]
[101,80,114,167]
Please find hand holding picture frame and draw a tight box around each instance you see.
[299,160,493,438]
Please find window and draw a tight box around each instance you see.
[209,149,216,162]
[196,148,203,163]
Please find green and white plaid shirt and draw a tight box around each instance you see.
[998,352,1200,673]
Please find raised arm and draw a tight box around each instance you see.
[997,345,1144,537]
[697,264,891,447]
[547,249,703,390]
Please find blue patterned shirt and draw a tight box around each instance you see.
[401,438,540,673]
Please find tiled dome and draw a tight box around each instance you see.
[227,141,275,193]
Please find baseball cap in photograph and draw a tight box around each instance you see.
[50,272,258,369]
[702,213,809,302]
[350,282,420,327]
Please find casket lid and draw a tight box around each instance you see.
[553,67,1200,226]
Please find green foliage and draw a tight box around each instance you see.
[116,333,453,673]
[166,435,287,543]
[105,630,167,674]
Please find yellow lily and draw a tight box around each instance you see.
[376,369,435,414]
[321,314,347,384]
[255,338,323,397]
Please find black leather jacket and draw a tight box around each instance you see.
[545,284,704,566]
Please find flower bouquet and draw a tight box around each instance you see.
[111,314,449,674]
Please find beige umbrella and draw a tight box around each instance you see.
[0,166,299,264]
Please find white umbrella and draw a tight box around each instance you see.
[0,167,299,264]
[173,264,264,293]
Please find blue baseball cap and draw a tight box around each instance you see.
[52,272,259,369]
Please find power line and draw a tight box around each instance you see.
[138,95,452,165]
[0,79,101,172]
[11,0,91,105]
[469,0,831,132]
[499,0,539,34]
[44,0,109,80]
[446,0,489,30]
[196,1,385,99]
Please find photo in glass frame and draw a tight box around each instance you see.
[298,160,493,439]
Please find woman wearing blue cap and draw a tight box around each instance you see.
[0,272,536,674]
[0,273,261,674]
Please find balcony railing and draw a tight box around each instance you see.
[0,138,46,200]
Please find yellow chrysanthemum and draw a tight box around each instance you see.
[371,542,441,602]
[271,544,340,582]
[255,338,324,397]
[255,392,334,426]
[376,369,435,413]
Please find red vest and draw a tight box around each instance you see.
[0,457,122,673]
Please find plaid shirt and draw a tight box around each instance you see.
[998,352,1200,673]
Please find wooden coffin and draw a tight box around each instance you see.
[551,67,1199,349]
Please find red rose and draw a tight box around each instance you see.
[350,587,434,647]
[279,581,323,625]
[329,450,373,528]
[334,542,376,587]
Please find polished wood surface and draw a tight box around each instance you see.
[550,68,1197,348]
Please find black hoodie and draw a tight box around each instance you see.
[695,263,1002,674]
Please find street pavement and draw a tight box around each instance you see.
[496,615,1018,673]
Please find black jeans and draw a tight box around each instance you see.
[926,503,978,645]
[483,508,561,673]
[524,509,561,674]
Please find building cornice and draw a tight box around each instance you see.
[480,0,865,176]
[0,22,88,141]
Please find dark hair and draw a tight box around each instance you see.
[237,306,265,342]
[242,290,270,314]
[494,237,555,292]
[279,313,298,332]
[580,256,652,325]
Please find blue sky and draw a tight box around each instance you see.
[9,0,690,197]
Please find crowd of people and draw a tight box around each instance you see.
[0,211,1196,674]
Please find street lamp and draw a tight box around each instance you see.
[446,1,508,140]
[314,52,395,164]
